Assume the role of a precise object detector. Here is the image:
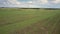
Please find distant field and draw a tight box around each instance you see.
[0,8,60,34]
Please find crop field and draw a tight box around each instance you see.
[0,8,60,34]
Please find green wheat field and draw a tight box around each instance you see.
[0,8,60,34]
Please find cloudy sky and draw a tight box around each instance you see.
[0,0,60,8]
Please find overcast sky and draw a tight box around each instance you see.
[0,0,60,8]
